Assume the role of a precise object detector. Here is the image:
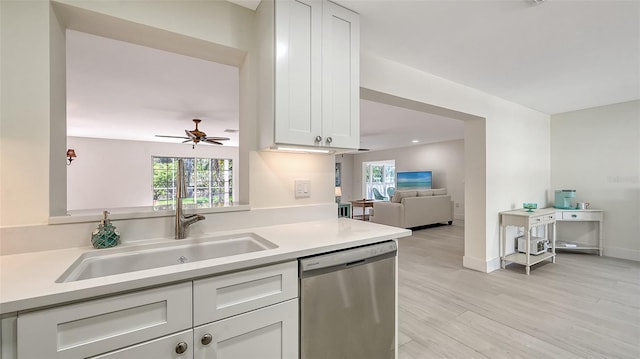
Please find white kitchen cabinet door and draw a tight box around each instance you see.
[90,330,193,359]
[193,299,298,359]
[322,0,360,149]
[274,0,323,147]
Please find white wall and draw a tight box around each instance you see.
[551,100,640,261]
[0,0,53,226]
[66,137,240,211]
[249,151,335,209]
[335,154,355,202]
[360,53,551,272]
[344,139,465,219]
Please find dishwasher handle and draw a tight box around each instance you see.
[299,241,397,277]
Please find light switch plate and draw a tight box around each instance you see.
[295,180,311,198]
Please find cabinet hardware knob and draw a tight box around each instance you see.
[201,333,213,345]
[175,341,188,354]
[315,135,322,143]
[326,136,333,144]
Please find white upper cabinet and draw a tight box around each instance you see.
[321,1,360,149]
[258,0,360,150]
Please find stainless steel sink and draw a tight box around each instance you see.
[57,233,277,282]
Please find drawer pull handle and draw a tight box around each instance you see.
[201,333,213,346]
[175,342,188,354]
[571,214,577,218]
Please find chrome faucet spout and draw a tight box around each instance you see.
[175,159,206,239]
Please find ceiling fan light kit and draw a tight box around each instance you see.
[155,118,230,148]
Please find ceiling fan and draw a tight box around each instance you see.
[155,119,230,148]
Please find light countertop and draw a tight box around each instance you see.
[0,218,411,314]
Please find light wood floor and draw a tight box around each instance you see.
[397,222,640,358]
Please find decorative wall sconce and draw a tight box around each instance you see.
[66,149,77,165]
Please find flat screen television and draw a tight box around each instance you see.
[396,171,432,190]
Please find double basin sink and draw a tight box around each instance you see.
[57,233,277,283]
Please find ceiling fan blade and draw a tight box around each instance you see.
[182,139,193,143]
[204,136,230,141]
[155,135,190,139]
[185,129,197,139]
[204,139,224,145]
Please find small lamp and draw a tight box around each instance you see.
[335,186,342,204]
[66,149,77,165]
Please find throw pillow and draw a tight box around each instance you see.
[417,190,435,197]
[432,188,447,196]
[392,190,417,203]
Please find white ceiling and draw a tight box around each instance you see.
[336,0,639,115]
[66,30,240,147]
[67,0,639,152]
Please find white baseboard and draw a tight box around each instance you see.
[463,255,500,273]
[603,246,640,262]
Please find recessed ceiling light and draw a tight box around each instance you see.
[411,140,419,143]
[224,129,239,133]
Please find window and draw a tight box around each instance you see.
[363,160,395,199]
[153,157,233,210]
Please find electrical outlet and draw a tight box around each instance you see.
[295,180,311,198]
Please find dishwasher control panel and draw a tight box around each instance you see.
[299,241,397,273]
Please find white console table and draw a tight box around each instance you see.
[499,208,556,275]
[554,209,604,256]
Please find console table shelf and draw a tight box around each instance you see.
[502,252,556,267]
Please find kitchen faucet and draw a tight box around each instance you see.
[175,159,205,239]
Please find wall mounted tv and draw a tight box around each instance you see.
[396,171,432,190]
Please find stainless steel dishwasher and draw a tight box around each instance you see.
[299,240,397,359]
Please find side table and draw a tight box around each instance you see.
[350,200,374,221]
[499,208,557,275]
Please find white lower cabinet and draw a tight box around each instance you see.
[194,299,298,359]
[14,261,298,359]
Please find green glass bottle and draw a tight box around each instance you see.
[91,211,121,249]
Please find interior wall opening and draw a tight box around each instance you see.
[356,88,486,265]
[65,29,240,213]
[49,1,250,219]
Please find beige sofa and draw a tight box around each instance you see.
[371,189,454,228]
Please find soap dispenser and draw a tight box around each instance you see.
[91,211,121,249]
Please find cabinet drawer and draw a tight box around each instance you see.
[531,213,555,225]
[561,211,601,221]
[194,261,297,325]
[17,282,192,359]
[90,329,193,359]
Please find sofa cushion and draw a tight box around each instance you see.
[417,189,435,197]
[432,188,447,196]
[391,190,417,203]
